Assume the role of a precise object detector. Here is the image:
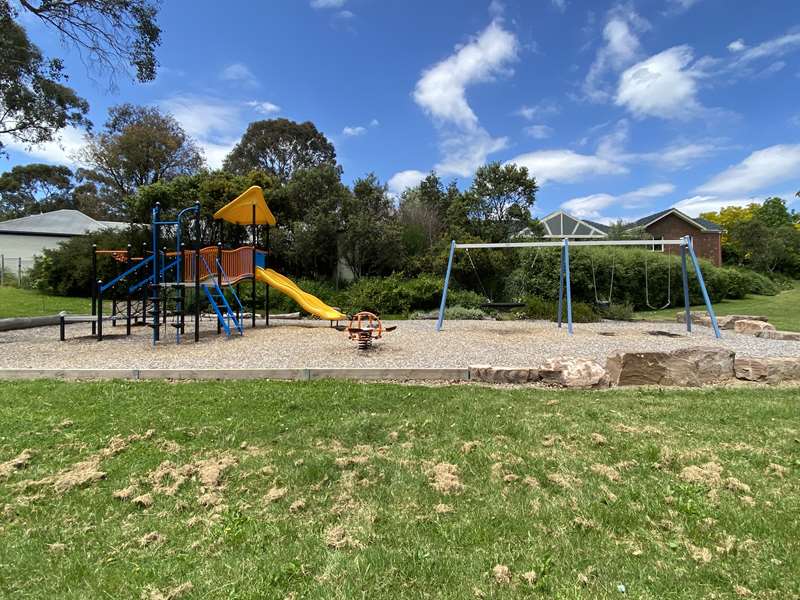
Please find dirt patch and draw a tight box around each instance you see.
[149,461,196,496]
[521,571,538,585]
[264,486,287,503]
[434,503,453,514]
[289,499,306,513]
[686,542,713,563]
[335,455,370,468]
[461,440,481,454]
[0,450,33,480]
[132,493,154,508]
[613,423,662,435]
[590,433,607,446]
[547,472,581,490]
[679,462,723,487]
[139,531,164,547]
[573,516,599,530]
[492,564,511,585]
[18,431,153,494]
[113,485,137,501]
[590,463,621,482]
[428,463,464,494]
[144,581,193,600]
[197,492,222,508]
[766,463,788,478]
[195,453,237,488]
[324,524,364,549]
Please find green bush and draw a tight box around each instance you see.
[522,296,600,323]
[444,306,487,320]
[600,302,634,321]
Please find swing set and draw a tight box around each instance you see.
[436,236,721,338]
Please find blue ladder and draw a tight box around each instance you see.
[199,255,243,337]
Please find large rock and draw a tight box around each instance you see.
[734,319,776,335]
[606,347,735,387]
[469,365,538,384]
[675,312,770,330]
[734,356,800,383]
[538,357,608,388]
[756,329,800,341]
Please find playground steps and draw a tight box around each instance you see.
[201,280,243,337]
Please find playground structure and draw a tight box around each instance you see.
[64,186,346,344]
[436,237,722,338]
[345,311,397,350]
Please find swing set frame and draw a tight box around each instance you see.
[435,236,721,338]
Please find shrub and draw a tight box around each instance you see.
[600,302,634,321]
[444,306,487,320]
[522,296,600,323]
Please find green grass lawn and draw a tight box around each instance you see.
[1,380,798,599]
[635,281,800,332]
[0,286,91,318]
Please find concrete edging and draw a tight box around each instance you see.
[0,367,471,382]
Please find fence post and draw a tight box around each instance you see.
[18,257,22,286]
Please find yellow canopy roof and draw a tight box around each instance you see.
[213,186,277,226]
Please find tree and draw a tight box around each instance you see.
[1,0,161,154]
[13,0,160,83]
[0,3,89,155]
[223,119,337,183]
[754,197,794,228]
[0,163,74,218]
[466,162,538,241]
[78,104,205,218]
[340,174,404,278]
[606,220,645,240]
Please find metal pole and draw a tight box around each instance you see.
[178,243,186,341]
[686,237,721,339]
[252,203,257,329]
[680,241,691,333]
[91,245,97,335]
[152,203,160,344]
[564,239,573,335]
[17,257,21,286]
[1,254,4,286]
[216,242,222,335]
[436,240,457,331]
[97,280,103,341]
[162,247,168,328]
[126,244,132,336]
[265,226,270,328]
[557,244,564,329]
[141,242,148,326]
[194,203,200,343]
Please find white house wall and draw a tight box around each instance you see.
[0,234,72,268]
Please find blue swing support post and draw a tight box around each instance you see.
[436,237,721,339]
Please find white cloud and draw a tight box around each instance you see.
[727,38,746,52]
[733,31,800,64]
[342,125,367,136]
[506,149,627,185]
[616,45,704,119]
[551,0,567,12]
[673,195,760,217]
[220,63,258,87]
[524,125,554,139]
[413,19,518,176]
[583,4,650,102]
[638,142,719,169]
[695,144,800,196]
[665,0,701,12]
[246,100,280,115]
[3,126,87,166]
[159,95,244,168]
[515,100,560,120]
[388,170,427,196]
[310,0,346,8]
[562,182,674,219]
[370,118,380,127]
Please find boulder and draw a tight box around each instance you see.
[676,312,770,330]
[734,356,800,383]
[734,319,776,335]
[538,357,608,388]
[756,329,800,341]
[606,347,735,387]
[469,365,537,384]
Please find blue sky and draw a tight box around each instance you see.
[5,0,800,221]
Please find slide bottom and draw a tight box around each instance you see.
[255,267,346,321]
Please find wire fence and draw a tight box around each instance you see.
[0,255,36,288]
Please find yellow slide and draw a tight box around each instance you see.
[255,267,346,321]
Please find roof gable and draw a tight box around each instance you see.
[0,209,126,236]
[540,210,608,238]
[629,208,721,233]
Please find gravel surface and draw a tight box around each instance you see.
[1,318,798,370]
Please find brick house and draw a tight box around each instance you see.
[539,208,723,266]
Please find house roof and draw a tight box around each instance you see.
[540,210,609,238]
[0,209,127,236]
[629,208,723,233]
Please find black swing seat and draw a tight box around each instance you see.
[594,301,611,310]
[480,302,526,310]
